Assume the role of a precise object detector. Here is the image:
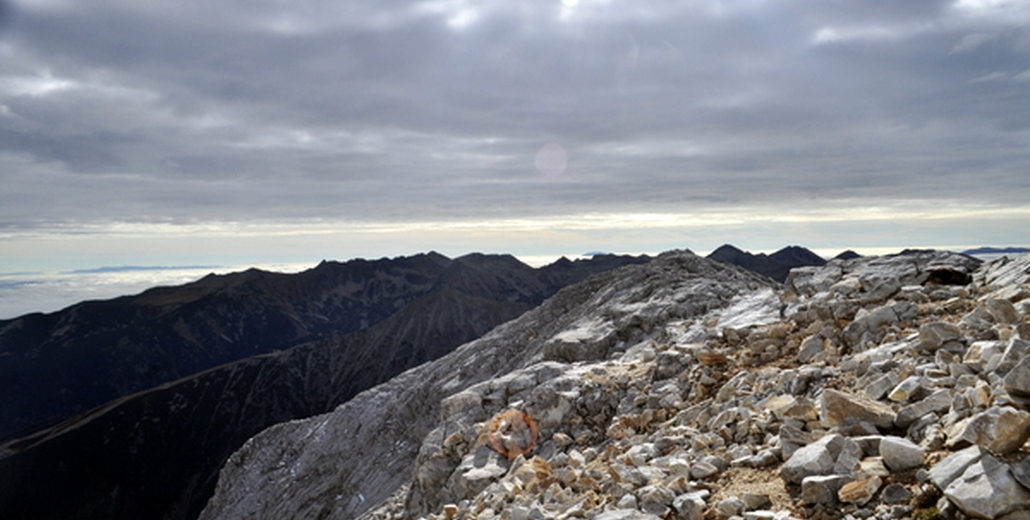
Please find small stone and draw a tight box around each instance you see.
[617,493,638,509]
[894,389,951,429]
[762,394,797,419]
[673,492,706,520]
[989,338,1030,376]
[741,493,772,511]
[880,483,912,505]
[988,298,1022,325]
[887,376,930,403]
[833,438,863,475]
[667,458,691,477]
[838,476,882,506]
[820,389,896,430]
[780,434,843,485]
[856,457,890,479]
[918,322,962,352]
[799,335,825,363]
[864,372,900,401]
[1012,458,1030,490]
[879,436,924,471]
[552,432,574,448]
[1004,356,1030,397]
[929,445,988,490]
[594,510,663,520]
[802,475,850,505]
[637,484,676,516]
[750,449,780,468]
[442,503,459,519]
[714,497,746,519]
[691,460,720,480]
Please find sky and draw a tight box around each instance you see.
[1,0,1029,316]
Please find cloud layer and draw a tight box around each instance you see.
[0,0,1028,272]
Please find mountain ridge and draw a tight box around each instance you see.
[0,252,651,520]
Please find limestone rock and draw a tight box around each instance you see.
[819,388,896,430]
[946,406,1030,455]
[838,476,881,506]
[879,436,924,471]
[919,322,963,352]
[895,389,951,429]
[989,338,1030,376]
[988,297,1022,325]
[673,492,707,520]
[931,445,988,489]
[798,335,826,363]
[1004,356,1030,397]
[942,452,1030,520]
[887,376,931,402]
[801,475,850,505]
[842,302,918,349]
[780,434,843,485]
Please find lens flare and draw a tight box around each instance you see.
[487,409,539,459]
[534,142,568,177]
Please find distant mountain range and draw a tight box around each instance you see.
[0,252,650,520]
[961,246,1030,256]
[705,244,828,282]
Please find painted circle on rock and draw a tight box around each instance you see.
[487,409,539,459]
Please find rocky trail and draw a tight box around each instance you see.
[201,250,1030,520]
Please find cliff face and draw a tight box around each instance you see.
[201,250,1030,520]
[0,253,650,520]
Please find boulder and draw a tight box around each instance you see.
[941,453,1030,520]
[780,434,844,485]
[945,406,1030,455]
[879,436,924,471]
[819,389,896,430]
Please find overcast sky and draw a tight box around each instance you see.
[1,0,1029,279]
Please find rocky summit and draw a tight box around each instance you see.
[200,249,1030,520]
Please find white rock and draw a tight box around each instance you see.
[819,389,896,429]
[879,436,924,471]
[946,406,1030,455]
[801,475,850,505]
[943,452,1030,520]
[930,445,988,490]
[780,434,843,485]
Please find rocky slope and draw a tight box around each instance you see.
[200,249,1030,520]
[0,253,649,520]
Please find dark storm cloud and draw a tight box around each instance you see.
[1,0,1028,230]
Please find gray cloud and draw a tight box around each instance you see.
[0,0,1028,233]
